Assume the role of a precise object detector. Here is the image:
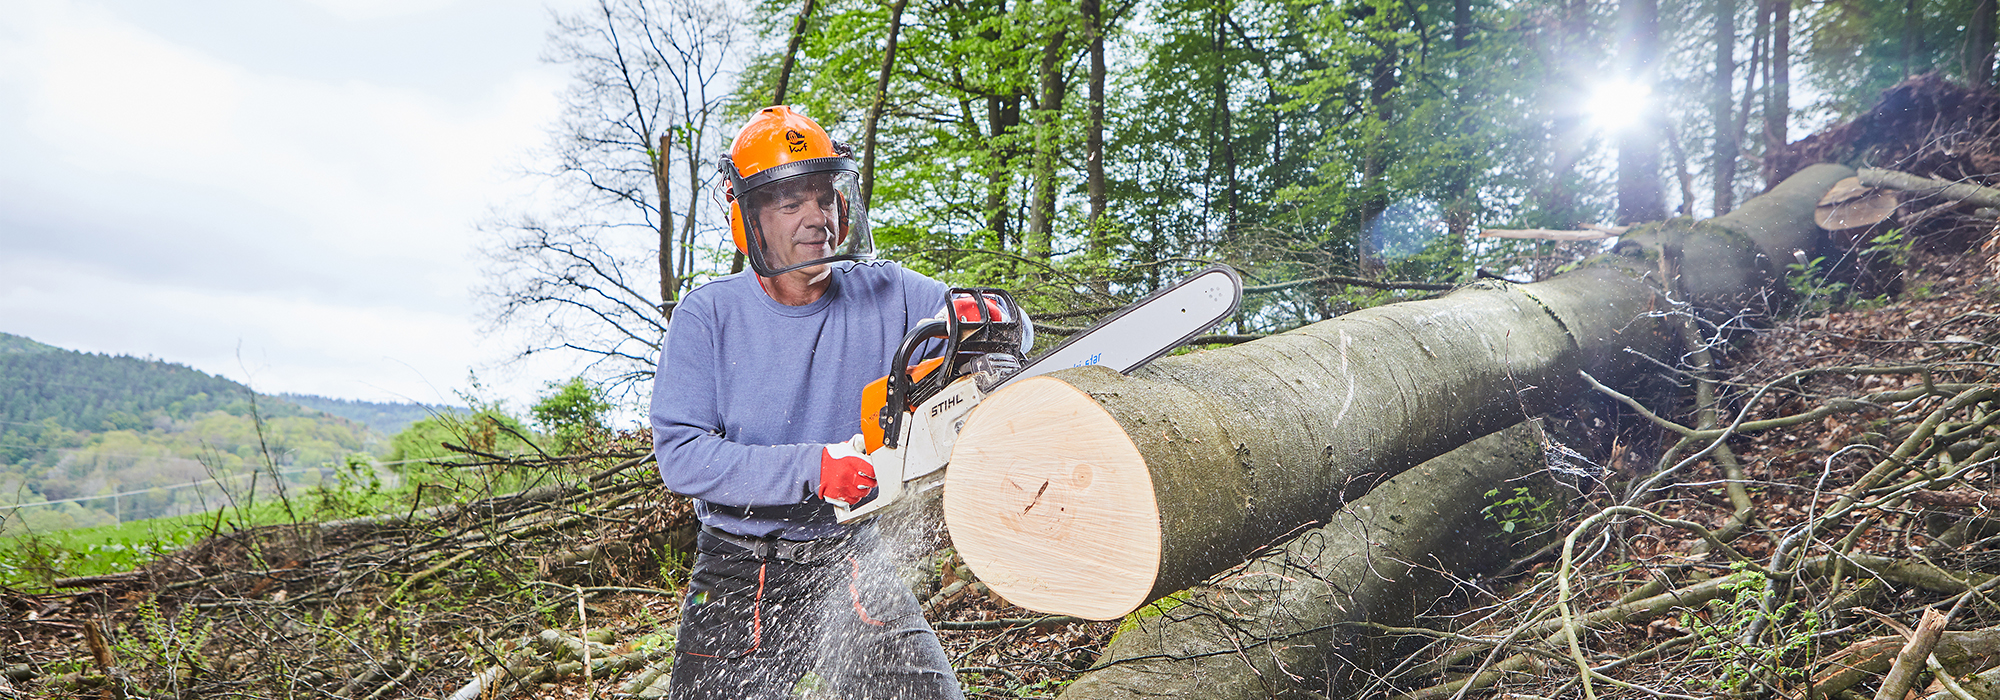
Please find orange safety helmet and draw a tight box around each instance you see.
[718,106,873,277]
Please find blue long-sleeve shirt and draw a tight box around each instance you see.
[650,261,949,540]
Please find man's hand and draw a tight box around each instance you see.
[819,435,877,507]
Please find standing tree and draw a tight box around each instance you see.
[1615,0,1668,224]
[481,0,744,388]
[1713,0,1739,215]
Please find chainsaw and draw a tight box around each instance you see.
[829,265,1243,523]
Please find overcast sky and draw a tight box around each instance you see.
[0,0,619,411]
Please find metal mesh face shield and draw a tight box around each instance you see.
[734,160,873,278]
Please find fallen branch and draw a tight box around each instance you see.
[935,616,1087,631]
[1875,608,1949,700]
[1478,224,1628,241]
[443,628,668,700]
[1812,625,2000,699]
[1858,168,2000,210]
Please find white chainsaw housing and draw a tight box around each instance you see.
[833,265,1242,523]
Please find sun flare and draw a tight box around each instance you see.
[1585,80,1652,133]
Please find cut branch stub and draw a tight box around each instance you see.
[1816,176,1899,230]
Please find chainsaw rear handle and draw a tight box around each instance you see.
[881,316,954,449]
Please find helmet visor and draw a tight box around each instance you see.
[741,168,873,277]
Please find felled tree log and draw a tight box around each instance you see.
[1057,423,1544,700]
[942,163,1854,620]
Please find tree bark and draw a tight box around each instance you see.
[1025,22,1069,260]
[941,163,1854,620]
[986,93,1022,250]
[1713,0,1738,215]
[773,0,817,105]
[1056,423,1546,700]
[656,132,676,311]
[1765,0,1790,186]
[1861,167,2000,208]
[1974,0,1997,85]
[860,0,911,210]
[1084,0,1108,258]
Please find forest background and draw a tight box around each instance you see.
[483,0,2000,388]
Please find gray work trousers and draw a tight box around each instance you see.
[666,527,964,700]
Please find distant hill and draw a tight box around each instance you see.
[0,332,445,531]
[279,393,459,436]
[0,333,295,456]
[0,333,59,355]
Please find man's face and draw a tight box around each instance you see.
[751,176,843,272]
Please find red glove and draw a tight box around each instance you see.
[819,436,876,507]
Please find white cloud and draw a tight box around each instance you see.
[0,253,477,405]
[299,0,465,22]
[0,0,583,409]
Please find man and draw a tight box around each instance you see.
[649,105,965,700]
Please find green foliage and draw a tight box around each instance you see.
[1680,563,1821,693]
[1800,0,1991,119]
[0,511,213,588]
[1863,227,1912,267]
[1481,486,1556,536]
[310,454,394,518]
[115,595,215,689]
[0,336,290,466]
[1785,254,1850,316]
[530,377,612,455]
[386,410,538,466]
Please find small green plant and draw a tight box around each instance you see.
[657,546,692,589]
[1848,293,1893,311]
[1904,279,1936,300]
[115,595,215,691]
[1786,255,1849,316]
[1862,227,1911,267]
[1480,486,1554,536]
[1680,562,1820,693]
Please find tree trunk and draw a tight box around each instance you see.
[1357,35,1400,277]
[774,0,816,105]
[986,93,1021,250]
[860,0,911,210]
[1973,0,1997,85]
[941,163,1853,620]
[1056,423,1547,700]
[1904,0,1922,79]
[1619,120,1668,222]
[655,132,676,312]
[1616,0,1667,223]
[1764,0,1790,186]
[1025,22,1070,260]
[1213,9,1241,240]
[1084,0,1108,258]
[1713,0,1738,215]
[1454,0,1472,50]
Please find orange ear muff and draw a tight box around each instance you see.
[730,201,749,255]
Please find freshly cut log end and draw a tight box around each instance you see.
[943,376,1159,620]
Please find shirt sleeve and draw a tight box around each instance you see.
[905,267,952,327]
[649,301,822,508]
